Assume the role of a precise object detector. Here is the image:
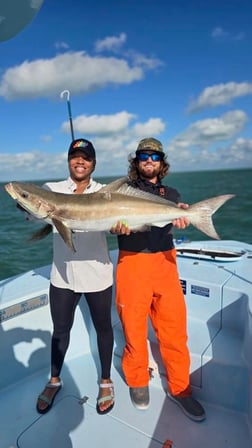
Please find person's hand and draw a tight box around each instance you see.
[110,220,131,235]
[172,203,190,229]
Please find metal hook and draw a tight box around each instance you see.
[60,90,70,101]
[60,90,74,141]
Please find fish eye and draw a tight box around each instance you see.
[21,192,29,199]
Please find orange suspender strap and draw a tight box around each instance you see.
[162,440,173,448]
[159,186,165,196]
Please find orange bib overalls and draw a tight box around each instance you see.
[116,248,191,397]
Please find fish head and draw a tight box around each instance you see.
[5,182,55,219]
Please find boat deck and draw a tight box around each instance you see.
[1,353,251,448]
[1,241,252,447]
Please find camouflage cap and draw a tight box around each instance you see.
[136,137,164,155]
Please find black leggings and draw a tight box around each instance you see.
[49,283,113,379]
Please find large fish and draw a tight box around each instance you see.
[5,177,234,251]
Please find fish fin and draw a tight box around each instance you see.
[99,177,129,193]
[29,224,53,241]
[116,184,177,205]
[99,178,177,205]
[52,218,76,252]
[189,194,235,240]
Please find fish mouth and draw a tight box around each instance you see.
[4,183,18,200]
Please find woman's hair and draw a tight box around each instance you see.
[91,159,96,173]
[127,154,170,180]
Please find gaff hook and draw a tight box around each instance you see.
[60,90,75,141]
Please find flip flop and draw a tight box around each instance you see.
[96,382,114,415]
[36,380,62,414]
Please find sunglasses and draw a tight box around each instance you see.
[137,152,163,162]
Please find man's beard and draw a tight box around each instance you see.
[138,165,160,179]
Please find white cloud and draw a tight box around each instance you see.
[169,110,248,151]
[1,110,251,181]
[221,137,252,164]
[62,112,167,172]
[0,150,68,181]
[166,111,251,172]
[169,137,252,172]
[211,27,229,39]
[0,51,157,100]
[127,51,164,70]
[211,27,245,41]
[61,112,165,140]
[188,82,252,113]
[95,33,127,52]
[62,111,136,135]
[0,111,167,180]
[95,33,163,71]
[54,41,70,50]
[2,135,251,181]
[133,118,165,137]
[233,32,245,41]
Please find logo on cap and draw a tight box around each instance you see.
[73,140,89,148]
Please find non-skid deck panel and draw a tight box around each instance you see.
[9,354,252,448]
[17,396,163,448]
[16,387,252,448]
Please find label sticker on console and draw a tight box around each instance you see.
[191,285,210,297]
[0,294,48,322]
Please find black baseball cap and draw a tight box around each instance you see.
[68,138,96,160]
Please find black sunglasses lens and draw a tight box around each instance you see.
[138,153,162,161]
[151,154,162,161]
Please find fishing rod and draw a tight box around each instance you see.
[60,90,75,141]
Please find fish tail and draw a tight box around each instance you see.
[189,194,235,239]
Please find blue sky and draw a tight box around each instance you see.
[0,0,252,181]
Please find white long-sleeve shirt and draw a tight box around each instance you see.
[44,177,113,293]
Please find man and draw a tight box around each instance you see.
[36,138,114,415]
[113,137,205,422]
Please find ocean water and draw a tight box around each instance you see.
[1,168,251,281]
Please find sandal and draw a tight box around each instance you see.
[96,381,114,415]
[36,380,62,414]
